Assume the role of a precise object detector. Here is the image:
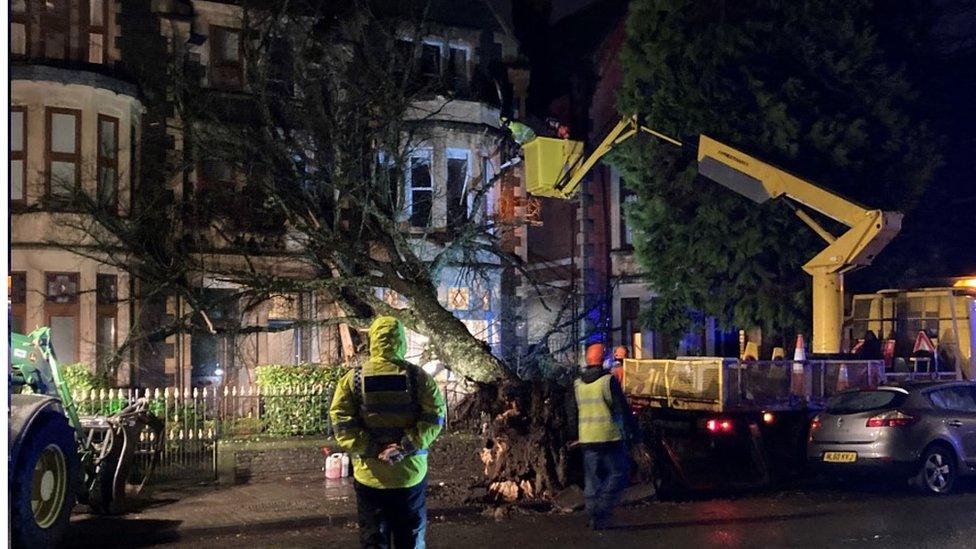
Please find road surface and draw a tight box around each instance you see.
[70,479,976,548]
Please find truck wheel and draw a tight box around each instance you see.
[11,412,80,548]
[915,444,956,495]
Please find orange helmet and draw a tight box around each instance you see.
[585,343,605,367]
[613,346,628,360]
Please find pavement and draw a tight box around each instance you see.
[67,474,976,548]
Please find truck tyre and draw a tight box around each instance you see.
[914,443,957,495]
[11,412,80,548]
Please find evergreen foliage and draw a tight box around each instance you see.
[615,0,941,350]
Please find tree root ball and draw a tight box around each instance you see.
[457,380,574,503]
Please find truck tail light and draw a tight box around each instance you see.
[810,415,822,432]
[706,418,734,434]
[866,411,916,428]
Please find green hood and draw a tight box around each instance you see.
[368,316,406,362]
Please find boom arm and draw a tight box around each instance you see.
[697,135,903,353]
[554,115,682,198]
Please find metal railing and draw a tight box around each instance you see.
[73,384,335,484]
[73,380,465,485]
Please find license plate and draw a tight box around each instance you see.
[823,451,857,463]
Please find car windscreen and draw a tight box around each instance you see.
[826,390,907,414]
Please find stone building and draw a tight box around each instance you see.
[9,0,530,388]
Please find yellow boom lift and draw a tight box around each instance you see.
[521,116,902,354]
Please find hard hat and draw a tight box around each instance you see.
[585,343,605,367]
[613,346,627,360]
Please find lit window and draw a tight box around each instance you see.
[447,287,470,311]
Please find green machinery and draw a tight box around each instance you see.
[9,327,164,548]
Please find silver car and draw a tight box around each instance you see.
[808,381,976,494]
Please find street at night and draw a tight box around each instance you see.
[6,0,976,548]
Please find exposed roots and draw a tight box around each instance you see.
[456,379,573,503]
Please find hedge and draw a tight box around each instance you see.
[254,364,347,436]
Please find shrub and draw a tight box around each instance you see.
[254,364,346,436]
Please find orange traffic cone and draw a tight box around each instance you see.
[791,334,807,396]
[837,364,849,392]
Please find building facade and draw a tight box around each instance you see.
[9,0,530,388]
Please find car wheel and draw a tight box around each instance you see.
[915,444,957,495]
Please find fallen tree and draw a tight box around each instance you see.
[58,0,586,501]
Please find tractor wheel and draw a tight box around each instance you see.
[11,412,80,548]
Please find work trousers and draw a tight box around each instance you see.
[582,442,629,529]
[354,477,428,549]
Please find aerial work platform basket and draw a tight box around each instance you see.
[522,137,583,198]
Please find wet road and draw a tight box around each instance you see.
[83,481,976,548]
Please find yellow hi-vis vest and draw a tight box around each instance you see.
[575,375,623,443]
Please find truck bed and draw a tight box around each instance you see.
[622,357,886,413]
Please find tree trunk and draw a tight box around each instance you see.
[407,289,507,383]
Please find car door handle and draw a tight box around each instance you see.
[946,420,963,427]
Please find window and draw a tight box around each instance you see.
[929,386,976,413]
[210,26,242,89]
[41,0,69,60]
[406,152,433,228]
[11,107,27,204]
[448,46,470,94]
[198,158,235,189]
[420,42,442,78]
[446,149,470,228]
[46,108,81,200]
[447,287,470,311]
[10,272,27,334]
[96,274,118,367]
[86,0,108,63]
[620,181,637,248]
[97,115,119,210]
[11,0,28,56]
[621,297,641,353]
[45,272,79,364]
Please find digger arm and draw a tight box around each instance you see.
[696,135,903,353]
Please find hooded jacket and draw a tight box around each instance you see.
[329,316,446,488]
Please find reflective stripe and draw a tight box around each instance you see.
[576,398,606,406]
[413,449,428,456]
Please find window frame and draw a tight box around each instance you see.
[405,149,433,228]
[419,39,444,81]
[84,0,109,64]
[44,271,81,363]
[97,114,119,211]
[619,179,636,250]
[96,273,119,367]
[9,272,27,334]
[446,148,472,227]
[209,25,243,90]
[447,43,471,93]
[40,0,70,60]
[45,107,82,201]
[11,0,30,58]
[11,106,28,206]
